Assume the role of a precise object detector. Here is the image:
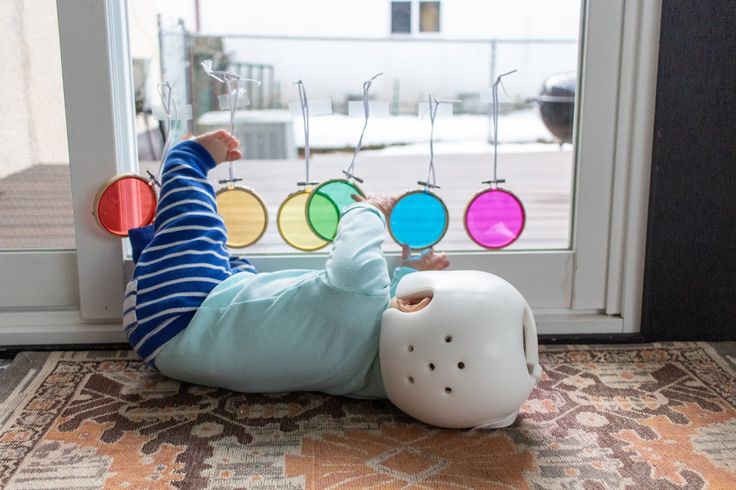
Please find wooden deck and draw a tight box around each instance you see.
[0,148,572,253]
[0,164,76,249]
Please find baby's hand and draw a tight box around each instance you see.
[352,194,397,219]
[401,245,450,271]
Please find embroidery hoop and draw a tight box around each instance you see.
[201,60,269,248]
[92,81,186,237]
[277,189,331,251]
[93,173,157,237]
[306,180,363,242]
[463,70,526,249]
[276,80,329,251]
[464,187,526,249]
[305,74,383,241]
[388,189,449,250]
[387,94,455,250]
[215,186,269,248]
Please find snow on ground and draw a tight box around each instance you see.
[295,107,553,149]
[199,107,558,151]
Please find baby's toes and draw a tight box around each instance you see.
[430,255,448,270]
[226,149,242,161]
[226,136,240,150]
[214,130,231,143]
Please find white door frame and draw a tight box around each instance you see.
[0,0,661,344]
[56,0,138,320]
[606,0,661,334]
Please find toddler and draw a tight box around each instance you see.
[123,130,448,398]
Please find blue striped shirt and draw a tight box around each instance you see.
[122,141,256,366]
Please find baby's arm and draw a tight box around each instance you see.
[324,198,450,297]
[325,202,390,296]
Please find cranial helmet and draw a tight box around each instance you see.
[380,270,542,429]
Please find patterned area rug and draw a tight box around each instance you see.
[1,343,735,489]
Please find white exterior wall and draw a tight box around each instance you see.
[196,0,388,38]
[0,0,69,178]
[442,0,580,40]
[154,0,581,110]
[184,0,579,40]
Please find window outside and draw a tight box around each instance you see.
[419,1,441,33]
[391,2,412,34]
[128,0,581,254]
[0,0,74,250]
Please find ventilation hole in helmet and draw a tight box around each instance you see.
[429,363,435,370]
[457,362,465,369]
[445,387,452,394]
[408,345,414,353]
[445,335,453,343]
[408,376,414,384]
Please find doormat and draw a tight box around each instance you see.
[1,343,735,489]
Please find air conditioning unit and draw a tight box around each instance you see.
[197,110,296,160]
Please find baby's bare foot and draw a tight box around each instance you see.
[193,130,242,164]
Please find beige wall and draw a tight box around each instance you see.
[0,0,69,179]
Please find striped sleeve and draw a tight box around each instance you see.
[122,140,235,366]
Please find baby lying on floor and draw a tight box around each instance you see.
[123,130,447,398]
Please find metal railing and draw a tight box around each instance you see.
[196,32,577,92]
[229,61,278,110]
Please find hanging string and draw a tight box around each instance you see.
[344,72,382,183]
[294,80,317,187]
[427,95,439,188]
[487,69,517,187]
[153,81,182,188]
[418,94,458,190]
[224,74,240,184]
[201,60,260,185]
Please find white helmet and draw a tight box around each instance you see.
[380,271,542,429]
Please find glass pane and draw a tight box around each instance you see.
[391,2,412,34]
[0,0,74,250]
[128,0,581,253]
[420,2,441,33]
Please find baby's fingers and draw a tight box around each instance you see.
[351,194,365,202]
[426,250,449,270]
